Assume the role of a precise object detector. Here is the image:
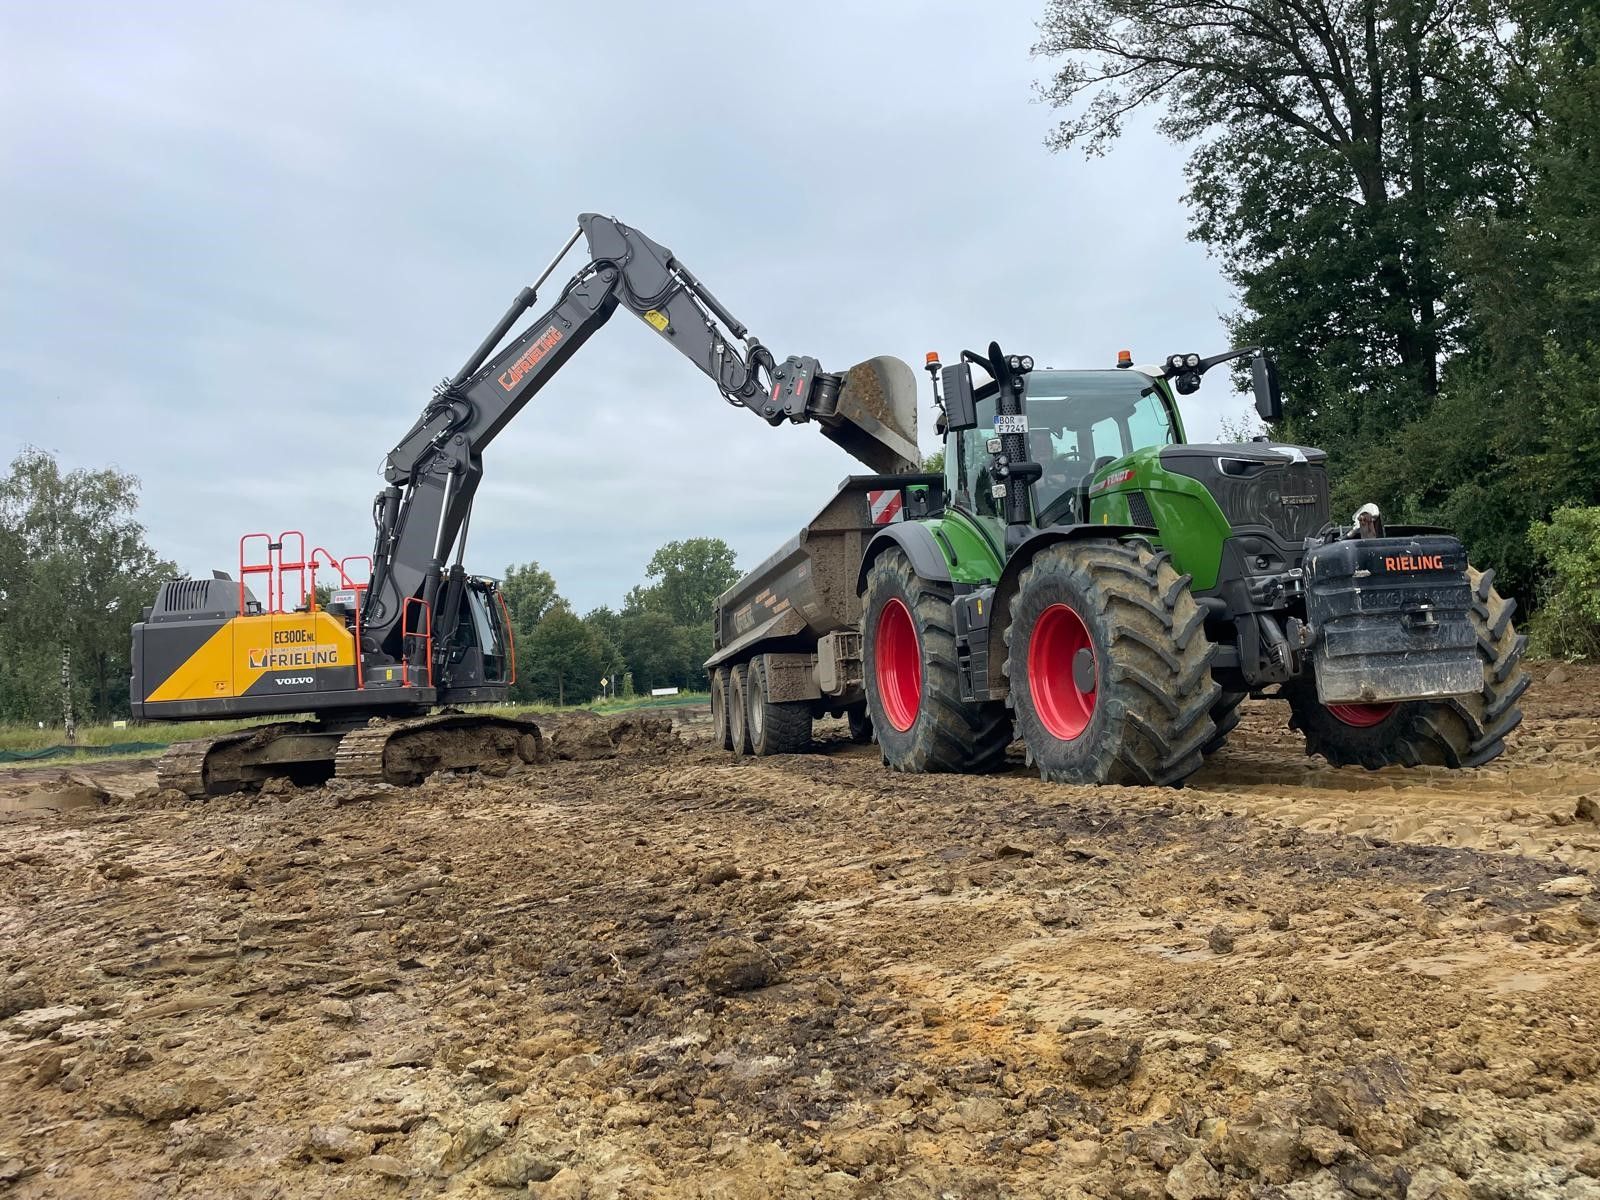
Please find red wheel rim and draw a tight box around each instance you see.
[1327,702,1396,728]
[1028,603,1097,741]
[875,597,922,732]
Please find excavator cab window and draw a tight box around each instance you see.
[473,583,511,683]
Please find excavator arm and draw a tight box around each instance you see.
[361,213,919,664]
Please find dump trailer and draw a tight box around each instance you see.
[131,212,918,796]
[708,342,1529,784]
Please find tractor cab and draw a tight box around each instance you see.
[940,362,1185,538]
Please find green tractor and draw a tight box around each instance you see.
[708,343,1528,786]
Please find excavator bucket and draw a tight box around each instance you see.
[821,355,921,475]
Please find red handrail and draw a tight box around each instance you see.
[496,589,517,686]
[401,596,433,688]
[239,533,275,614]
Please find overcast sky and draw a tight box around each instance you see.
[1,1,1245,613]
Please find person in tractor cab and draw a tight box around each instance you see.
[1029,426,1087,518]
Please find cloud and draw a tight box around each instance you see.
[0,0,1245,613]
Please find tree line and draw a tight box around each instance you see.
[0,446,737,723]
[1037,0,1600,651]
[499,538,739,707]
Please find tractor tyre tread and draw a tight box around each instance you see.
[863,549,1012,774]
[1005,538,1219,787]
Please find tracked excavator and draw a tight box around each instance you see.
[131,214,920,796]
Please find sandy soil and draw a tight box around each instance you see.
[2,667,1599,1199]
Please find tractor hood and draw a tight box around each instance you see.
[1159,442,1331,545]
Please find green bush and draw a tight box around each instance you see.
[1528,506,1600,660]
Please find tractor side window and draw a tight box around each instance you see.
[1089,416,1126,462]
[1125,391,1178,449]
[961,393,1003,518]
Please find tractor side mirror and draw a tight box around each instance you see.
[1252,353,1283,423]
[941,362,979,433]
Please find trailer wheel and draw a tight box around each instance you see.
[746,658,813,755]
[729,664,753,757]
[711,667,733,752]
[1004,539,1218,786]
[1287,565,1529,769]
[847,705,874,744]
[1202,690,1248,757]
[862,548,1011,773]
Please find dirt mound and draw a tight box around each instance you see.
[534,710,683,761]
[0,667,1597,1197]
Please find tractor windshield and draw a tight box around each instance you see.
[1022,370,1178,522]
[947,368,1179,532]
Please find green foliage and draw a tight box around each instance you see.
[618,609,691,694]
[1528,506,1600,659]
[524,608,607,705]
[921,449,945,474]
[501,560,558,628]
[626,537,739,627]
[500,560,560,701]
[0,447,175,724]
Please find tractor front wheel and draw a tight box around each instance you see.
[862,548,1011,773]
[1005,539,1219,786]
[1287,566,1529,769]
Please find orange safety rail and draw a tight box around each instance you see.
[496,590,517,685]
[352,586,365,691]
[238,531,309,614]
[239,533,275,614]
[276,531,308,611]
[401,596,433,688]
[339,555,373,588]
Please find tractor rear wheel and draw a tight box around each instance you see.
[746,658,813,755]
[1287,566,1529,769]
[711,667,733,752]
[1005,539,1219,786]
[862,548,1011,773]
[729,664,753,757]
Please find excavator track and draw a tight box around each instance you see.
[333,713,545,787]
[156,723,328,799]
[156,714,544,797]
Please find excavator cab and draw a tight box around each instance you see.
[436,576,515,694]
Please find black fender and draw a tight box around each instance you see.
[856,522,955,593]
[984,523,1157,696]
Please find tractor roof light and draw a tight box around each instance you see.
[1116,349,1133,368]
[1020,355,1034,371]
[1185,353,1201,368]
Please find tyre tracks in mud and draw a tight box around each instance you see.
[0,668,1598,1197]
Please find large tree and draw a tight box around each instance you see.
[1035,0,1522,450]
[0,448,175,723]
[626,538,739,627]
[1336,4,1600,591]
[524,608,606,706]
[500,560,560,689]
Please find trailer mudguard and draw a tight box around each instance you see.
[855,522,956,593]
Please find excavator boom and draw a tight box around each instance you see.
[362,213,919,664]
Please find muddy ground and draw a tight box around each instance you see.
[3,665,1600,1199]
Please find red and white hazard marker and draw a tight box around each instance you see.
[868,489,904,525]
